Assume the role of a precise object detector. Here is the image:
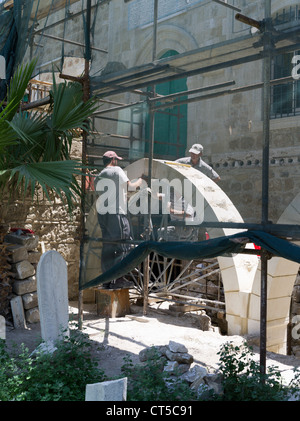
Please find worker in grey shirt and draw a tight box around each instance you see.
[176,143,220,181]
[95,150,144,289]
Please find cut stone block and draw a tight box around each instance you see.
[10,296,26,328]
[0,315,5,339]
[13,276,37,295]
[12,260,35,280]
[4,233,39,251]
[85,378,127,401]
[25,307,40,323]
[28,251,41,264]
[165,349,194,364]
[5,243,28,263]
[22,291,38,310]
[37,250,69,342]
[168,341,188,353]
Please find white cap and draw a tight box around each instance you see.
[189,144,203,154]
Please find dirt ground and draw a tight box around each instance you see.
[4,299,300,385]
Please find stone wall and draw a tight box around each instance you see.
[0,141,83,304]
[1,199,82,302]
[4,231,40,326]
[212,141,300,224]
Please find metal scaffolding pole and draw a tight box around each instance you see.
[78,0,92,330]
[260,0,272,382]
[143,0,159,315]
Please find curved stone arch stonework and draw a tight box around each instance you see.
[84,158,259,336]
[135,23,199,65]
[125,158,259,335]
[248,193,300,354]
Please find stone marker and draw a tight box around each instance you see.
[37,250,69,343]
[85,378,127,401]
[10,295,27,329]
[0,315,5,339]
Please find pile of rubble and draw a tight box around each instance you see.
[139,340,223,397]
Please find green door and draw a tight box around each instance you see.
[145,50,187,159]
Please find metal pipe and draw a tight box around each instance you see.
[94,75,294,115]
[212,0,241,12]
[143,0,159,315]
[235,13,262,30]
[41,33,108,53]
[78,0,92,331]
[260,0,272,383]
[152,76,294,112]
[152,0,158,62]
[260,250,268,382]
[148,80,236,103]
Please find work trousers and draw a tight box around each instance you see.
[97,213,131,273]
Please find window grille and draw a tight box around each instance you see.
[271,5,300,118]
[271,51,300,119]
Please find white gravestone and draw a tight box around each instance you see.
[85,378,127,401]
[37,250,69,344]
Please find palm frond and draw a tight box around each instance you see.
[7,111,47,160]
[0,58,97,212]
[8,160,83,211]
[49,80,98,133]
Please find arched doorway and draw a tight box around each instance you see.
[145,50,187,160]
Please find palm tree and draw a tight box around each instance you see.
[0,59,97,215]
[0,59,98,319]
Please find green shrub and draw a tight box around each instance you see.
[0,329,107,401]
[216,341,300,401]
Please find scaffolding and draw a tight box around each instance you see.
[3,0,300,380]
[79,0,300,379]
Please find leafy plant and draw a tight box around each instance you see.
[121,347,197,401]
[0,59,98,213]
[216,341,300,401]
[0,329,107,401]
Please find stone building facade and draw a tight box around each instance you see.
[24,0,300,225]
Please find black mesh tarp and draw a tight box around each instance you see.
[80,230,300,290]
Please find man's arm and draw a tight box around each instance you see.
[128,178,143,189]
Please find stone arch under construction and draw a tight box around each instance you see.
[84,158,300,354]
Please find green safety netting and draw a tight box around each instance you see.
[0,0,104,92]
[80,230,300,290]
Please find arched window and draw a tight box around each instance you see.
[145,50,187,159]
